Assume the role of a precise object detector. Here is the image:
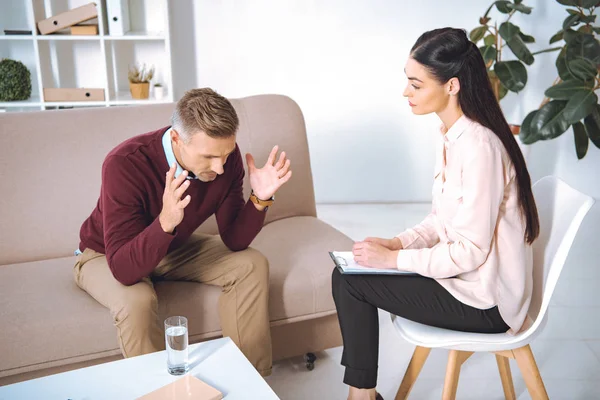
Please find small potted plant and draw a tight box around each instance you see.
[154,83,165,99]
[0,58,32,101]
[128,63,154,100]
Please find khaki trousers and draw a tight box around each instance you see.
[73,233,272,376]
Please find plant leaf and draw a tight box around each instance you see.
[556,48,574,80]
[480,46,498,67]
[484,34,496,47]
[579,0,600,7]
[499,22,519,40]
[580,14,597,23]
[557,0,600,6]
[470,26,488,43]
[499,23,535,65]
[584,104,600,148]
[519,110,541,144]
[573,122,589,159]
[518,31,536,43]
[594,27,600,34]
[563,28,578,44]
[495,60,528,92]
[563,90,598,124]
[495,1,512,13]
[568,58,598,80]
[563,14,581,30]
[507,3,533,13]
[531,100,570,139]
[566,33,600,65]
[544,80,591,99]
[550,30,564,44]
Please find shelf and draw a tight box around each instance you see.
[0,35,35,40]
[109,91,170,105]
[105,31,166,40]
[0,96,42,107]
[36,34,102,41]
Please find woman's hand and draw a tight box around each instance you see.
[352,241,399,269]
[363,236,403,251]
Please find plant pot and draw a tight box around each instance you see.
[154,86,165,99]
[129,82,149,99]
[509,124,520,135]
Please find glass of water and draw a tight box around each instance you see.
[164,316,189,375]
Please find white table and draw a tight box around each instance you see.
[0,337,279,399]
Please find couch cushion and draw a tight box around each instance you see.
[0,216,352,374]
[251,216,354,322]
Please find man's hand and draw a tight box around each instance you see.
[352,241,399,269]
[246,145,292,201]
[159,163,192,234]
[363,237,403,251]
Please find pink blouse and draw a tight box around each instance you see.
[396,115,532,334]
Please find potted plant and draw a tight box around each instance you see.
[0,58,32,101]
[469,0,561,135]
[128,63,154,100]
[519,0,600,159]
[154,83,165,99]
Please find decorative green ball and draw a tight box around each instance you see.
[0,59,32,101]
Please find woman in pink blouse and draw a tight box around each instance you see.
[332,27,540,400]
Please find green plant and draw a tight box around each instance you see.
[154,83,162,87]
[0,58,32,101]
[128,63,155,83]
[519,0,600,159]
[469,1,556,102]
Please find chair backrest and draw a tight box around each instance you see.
[528,176,594,329]
[0,94,317,266]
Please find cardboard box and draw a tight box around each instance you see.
[43,88,105,102]
[37,3,98,35]
[70,24,98,35]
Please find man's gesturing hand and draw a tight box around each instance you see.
[159,163,192,234]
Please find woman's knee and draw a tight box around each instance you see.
[331,267,345,298]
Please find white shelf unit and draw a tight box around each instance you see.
[0,0,173,112]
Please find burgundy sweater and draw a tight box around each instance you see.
[79,127,266,286]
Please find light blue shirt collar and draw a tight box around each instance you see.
[162,127,196,180]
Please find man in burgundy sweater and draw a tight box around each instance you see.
[74,88,291,377]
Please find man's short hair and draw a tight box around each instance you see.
[171,88,239,142]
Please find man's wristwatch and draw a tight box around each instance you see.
[250,190,275,207]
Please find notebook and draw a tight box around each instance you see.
[136,375,223,400]
[329,251,416,275]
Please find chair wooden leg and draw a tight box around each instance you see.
[394,346,431,400]
[495,354,516,400]
[441,350,473,400]
[513,345,549,400]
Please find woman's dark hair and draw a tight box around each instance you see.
[411,27,539,244]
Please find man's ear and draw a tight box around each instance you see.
[447,77,461,96]
[171,129,181,145]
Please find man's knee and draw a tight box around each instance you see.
[236,248,269,288]
[112,283,158,324]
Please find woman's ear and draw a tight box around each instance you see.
[447,77,461,96]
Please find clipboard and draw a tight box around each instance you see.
[329,251,416,275]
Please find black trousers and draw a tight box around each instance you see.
[331,267,510,389]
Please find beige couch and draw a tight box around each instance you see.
[0,94,352,385]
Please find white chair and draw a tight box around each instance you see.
[391,176,595,400]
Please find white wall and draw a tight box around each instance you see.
[169,0,600,203]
